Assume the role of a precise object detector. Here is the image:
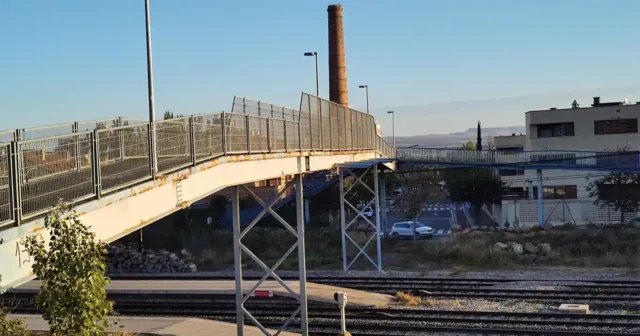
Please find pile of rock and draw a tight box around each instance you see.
[107,244,198,274]
[494,241,552,258]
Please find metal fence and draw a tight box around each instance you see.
[397,147,640,170]
[0,92,394,230]
[231,96,299,121]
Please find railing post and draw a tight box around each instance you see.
[147,124,155,179]
[318,100,324,150]
[284,120,288,152]
[307,95,313,150]
[91,130,102,199]
[246,115,251,154]
[298,116,302,151]
[189,116,197,166]
[118,117,125,161]
[328,105,333,150]
[72,122,81,170]
[267,118,272,153]
[221,112,227,155]
[9,139,23,226]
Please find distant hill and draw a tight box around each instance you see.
[386,126,525,148]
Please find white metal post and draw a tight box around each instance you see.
[373,167,382,271]
[339,168,348,271]
[295,174,309,336]
[379,170,387,237]
[537,169,544,228]
[231,186,244,335]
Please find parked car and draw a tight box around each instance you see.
[390,221,434,239]
[361,206,374,218]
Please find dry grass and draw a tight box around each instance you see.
[395,292,422,306]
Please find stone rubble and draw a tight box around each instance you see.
[106,243,199,274]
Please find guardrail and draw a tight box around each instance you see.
[397,147,639,169]
[0,93,395,230]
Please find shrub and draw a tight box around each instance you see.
[22,203,113,335]
[0,308,29,336]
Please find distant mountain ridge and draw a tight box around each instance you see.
[387,126,525,148]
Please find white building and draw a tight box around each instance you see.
[495,97,640,227]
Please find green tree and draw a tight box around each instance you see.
[462,141,475,150]
[585,145,640,223]
[0,308,29,336]
[442,168,503,226]
[394,166,440,242]
[22,203,113,336]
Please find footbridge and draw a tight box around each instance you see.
[0,92,394,290]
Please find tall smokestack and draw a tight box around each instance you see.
[328,4,349,107]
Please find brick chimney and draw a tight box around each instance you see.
[328,4,349,107]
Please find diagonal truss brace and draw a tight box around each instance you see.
[339,166,382,271]
[232,175,309,336]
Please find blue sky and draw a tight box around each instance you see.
[2,0,639,136]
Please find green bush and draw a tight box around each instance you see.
[0,308,29,336]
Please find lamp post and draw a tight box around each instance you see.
[144,0,157,174]
[358,85,369,114]
[304,52,319,97]
[387,111,395,148]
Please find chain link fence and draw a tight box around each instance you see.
[0,92,394,229]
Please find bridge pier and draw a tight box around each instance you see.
[537,169,544,228]
[231,174,309,336]
[339,164,383,271]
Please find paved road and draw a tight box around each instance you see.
[384,198,461,235]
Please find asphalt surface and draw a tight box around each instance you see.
[384,198,465,237]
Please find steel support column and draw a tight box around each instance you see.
[536,169,544,228]
[231,176,309,336]
[339,165,382,271]
[378,170,387,236]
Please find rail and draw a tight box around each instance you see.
[0,93,395,230]
[397,147,640,170]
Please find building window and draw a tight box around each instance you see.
[537,122,575,138]
[532,185,577,199]
[594,118,638,135]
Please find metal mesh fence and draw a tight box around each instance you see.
[0,93,390,228]
[286,121,299,151]
[193,113,224,161]
[0,144,11,226]
[321,100,331,149]
[270,119,286,151]
[98,124,151,192]
[330,103,339,150]
[0,131,15,144]
[19,133,94,217]
[249,116,268,153]
[156,118,191,173]
[232,96,299,121]
[225,113,248,153]
[309,97,321,150]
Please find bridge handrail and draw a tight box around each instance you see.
[0,92,394,230]
[397,147,639,168]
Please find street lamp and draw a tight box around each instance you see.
[304,52,319,97]
[144,0,157,174]
[358,85,370,114]
[387,111,395,148]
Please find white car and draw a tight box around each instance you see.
[361,206,374,217]
[390,221,434,239]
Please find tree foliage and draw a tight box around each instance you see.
[585,145,640,222]
[476,121,482,151]
[0,308,29,336]
[22,203,113,336]
[462,141,475,150]
[442,168,503,225]
[394,166,440,242]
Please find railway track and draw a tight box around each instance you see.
[8,301,640,335]
[6,291,640,335]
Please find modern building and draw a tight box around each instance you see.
[496,97,640,226]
